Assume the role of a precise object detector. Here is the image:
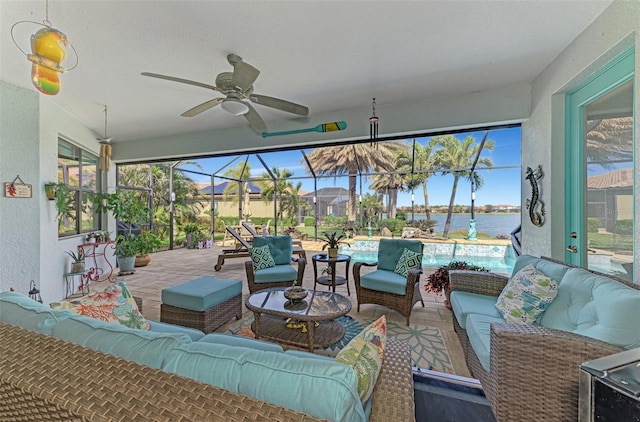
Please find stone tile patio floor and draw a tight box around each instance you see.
[123,242,471,377]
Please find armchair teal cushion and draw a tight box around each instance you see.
[360,270,409,295]
[377,238,423,272]
[254,265,298,284]
[252,236,293,266]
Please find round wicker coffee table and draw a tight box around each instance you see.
[245,287,352,352]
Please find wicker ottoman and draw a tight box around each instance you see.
[161,276,242,333]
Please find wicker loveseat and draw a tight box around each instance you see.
[0,294,415,421]
[449,255,640,422]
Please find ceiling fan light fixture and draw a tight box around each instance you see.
[221,98,250,115]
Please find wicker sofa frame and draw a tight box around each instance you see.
[449,257,636,422]
[0,322,415,421]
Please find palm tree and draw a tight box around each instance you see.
[255,167,294,228]
[280,181,307,225]
[433,135,494,238]
[222,161,251,205]
[369,173,403,219]
[304,142,408,222]
[395,139,439,220]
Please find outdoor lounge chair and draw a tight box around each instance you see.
[215,226,306,271]
[241,221,306,260]
[353,238,425,325]
[245,236,306,294]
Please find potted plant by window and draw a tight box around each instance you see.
[66,250,85,273]
[425,261,490,310]
[321,231,347,258]
[93,190,150,273]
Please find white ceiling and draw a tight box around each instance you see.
[0,0,613,144]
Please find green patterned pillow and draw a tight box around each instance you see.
[495,263,558,324]
[394,248,423,277]
[249,244,275,270]
[335,315,386,404]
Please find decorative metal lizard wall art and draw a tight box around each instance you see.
[525,165,545,227]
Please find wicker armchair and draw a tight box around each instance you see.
[353,238,424,325]
[245,235,306,294]
[449,264,630,422]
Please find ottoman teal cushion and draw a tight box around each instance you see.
[162,277,241,312]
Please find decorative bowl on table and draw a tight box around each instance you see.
[284,286,308,302]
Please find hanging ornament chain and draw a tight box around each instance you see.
[369,97,379,146]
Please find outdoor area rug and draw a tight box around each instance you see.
[223,313,455,374]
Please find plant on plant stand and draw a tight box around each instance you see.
[66,250,85,273]
[321,231,348,258]
[425,261,490,310]
[93,190,150,273]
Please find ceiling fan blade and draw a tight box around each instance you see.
[181,98,224,117]
[243,103,267,132]
[249,94,309,116]
[141,72,220,92]
[231,61,260,92]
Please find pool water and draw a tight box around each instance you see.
[340,240,516,275]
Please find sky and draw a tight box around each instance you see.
[178,126,522,207]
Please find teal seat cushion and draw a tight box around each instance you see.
[450,291,504,329]
[254,265,298,284]
[377,238,422,272]
[539,268,640,348]
[52,315,192,368]
[161,277,242,312]
[253,236,293,266]
[466,314,505,373]
[0,291,71,334]
[199,333,284,353]
[162,342,365,422]
[284,350,335,361]
[148,319,205,341]
[360,269,408,295]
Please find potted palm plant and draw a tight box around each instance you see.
[321,231,347,258]
[134,231,162,267]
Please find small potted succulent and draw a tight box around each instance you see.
[426,261,490,310]
[321,231,347,258]
[66,250,86,273]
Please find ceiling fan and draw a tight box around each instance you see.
[141,54,309,132]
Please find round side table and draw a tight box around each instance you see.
[311,253,351,295]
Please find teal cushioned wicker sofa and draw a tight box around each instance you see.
[0,291,415,422]
[449,254,640,422]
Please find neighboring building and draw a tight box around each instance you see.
[301,187,349,220]
[198,181,273,218]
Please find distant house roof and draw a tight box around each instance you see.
[587,168,633,189]
[302,187,349,203]
[199,181,262,195]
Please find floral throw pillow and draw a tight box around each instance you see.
[394,248,423,277]
[335,315,387,404]
[50,280,150,330]
[249,244,275,270]
[495,263,558,324]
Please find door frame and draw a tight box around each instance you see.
[565,47,635,266]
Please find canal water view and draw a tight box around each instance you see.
[413,213,521,237]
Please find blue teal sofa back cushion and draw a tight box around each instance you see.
[52,315,192,368]
[377,238,423,272]
[512,254,570,283]
[253,236,293,266]
[162,342,365,422]
[0,291,71,334]
[539,268,640,348]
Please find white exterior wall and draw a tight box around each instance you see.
[522,0,639,267]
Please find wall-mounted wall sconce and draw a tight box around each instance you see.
[44,182,57,200]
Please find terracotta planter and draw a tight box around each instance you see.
[135,254,151,267]
[328,248,338,258]
[443,288,452,311]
